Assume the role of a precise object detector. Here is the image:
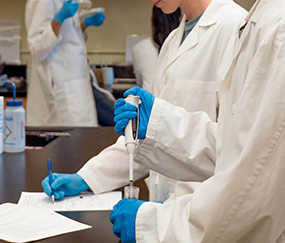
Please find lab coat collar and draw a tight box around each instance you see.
[218,0,267,87]
[245,0,270,24]
[173,0,228,53]
[198,0,225,27]
[235,0,269,57]
[165,0,222,66]
[164,15,194,66]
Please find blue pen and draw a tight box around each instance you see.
[47,158,55,203]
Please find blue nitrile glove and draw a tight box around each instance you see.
[110,199,146,243]
[41,173,90,200]
[54,0,79,24]
[114,86,155,139]
[84,13,105,27]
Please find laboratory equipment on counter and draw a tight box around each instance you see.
[124,95,140,199]
[124,185,140,200]
[4,81,25,153]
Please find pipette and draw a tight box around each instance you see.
[124,95,140,197]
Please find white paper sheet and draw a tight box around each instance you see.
[18,191,122,211]
[0,203,91,243]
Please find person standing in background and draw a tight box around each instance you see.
[25,0,106,126]
[132,6,181,92]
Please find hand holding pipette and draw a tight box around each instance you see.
[114,86,155,139]
[114,87,155,199]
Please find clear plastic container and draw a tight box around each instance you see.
[4,99,25,153]
[124,186,140,200]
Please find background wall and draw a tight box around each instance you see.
[235,0,256,11]
[0,0,256,66]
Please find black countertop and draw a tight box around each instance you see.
[0,126,149,243]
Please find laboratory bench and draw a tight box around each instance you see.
[0,126,149,243]
[0,63,137,108]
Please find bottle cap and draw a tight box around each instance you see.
[3,81,23,107]
[6,99,23,107]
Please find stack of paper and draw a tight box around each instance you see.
[0,203,91,243]
[0,191,122,242]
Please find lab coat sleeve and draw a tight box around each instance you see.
[77,136,149,194]
[134,98,217,182]
[25,0,61,61]
[135,22,285,243]
[136,104,285,242]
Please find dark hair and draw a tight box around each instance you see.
[152,6,181,52]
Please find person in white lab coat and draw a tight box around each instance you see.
[140,0,247,202]
[111,0,285,242]
[132,6,181,92]
[25,0,106,126]
[41,0,246,203]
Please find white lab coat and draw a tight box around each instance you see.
[148,0,247,201]
[77,0,247,201]
[132,37,158,93]
[25,0,98,126]
[134,0,285,242]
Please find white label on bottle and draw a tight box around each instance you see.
[4,109,25,152]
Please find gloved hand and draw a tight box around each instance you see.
[54,0,79,24]
[84,13,105,27]
[110,199,146,243]
[114,86,155,139]
[41,173,90,200]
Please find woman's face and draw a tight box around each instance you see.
[152,0,182,14]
